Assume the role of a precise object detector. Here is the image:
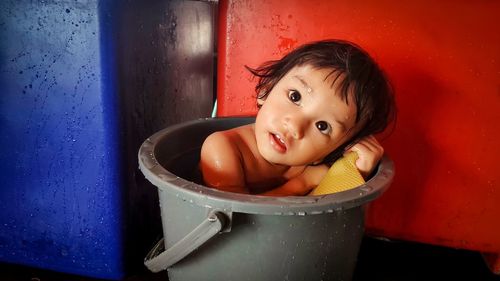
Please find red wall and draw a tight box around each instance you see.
[217,0,500,257]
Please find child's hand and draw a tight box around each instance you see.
[346,135,384,179]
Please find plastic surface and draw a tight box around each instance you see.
[0,0,215,279]
[138,117,394,280]
[216,0,500,257]
[144,211,226,272]
[0,1,123,279]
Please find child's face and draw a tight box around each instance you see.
[255,64,359,166]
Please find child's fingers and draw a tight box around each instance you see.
[362,138,384,156]
[345,135,384,178]
[346,136,383,157]
[358,135,380,147]
[348,143,383,166]
[346,141,369,155]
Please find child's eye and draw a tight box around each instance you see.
[288,90,302,104]
[315,121,332,135]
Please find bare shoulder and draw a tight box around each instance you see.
[200,129,242,171]
[202,130,238,154]
[199,126,249,192]
[200,125,250,161]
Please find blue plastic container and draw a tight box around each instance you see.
[0,1,126,279]
[0,0,215,278]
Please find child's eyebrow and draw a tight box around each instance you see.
[293,75,348,131]
[293,75,313,94]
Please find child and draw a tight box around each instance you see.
[200,39,395,196]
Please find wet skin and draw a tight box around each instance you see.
[200,64,384,196]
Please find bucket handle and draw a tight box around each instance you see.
[144,210,228,272]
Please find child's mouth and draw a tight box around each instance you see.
[270,133,287,153]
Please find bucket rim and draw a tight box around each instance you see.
[138,117,394,215]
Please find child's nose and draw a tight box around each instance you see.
[284,116,305,139]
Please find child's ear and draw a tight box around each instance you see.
[257,92,266,106]
[257,98,265,106]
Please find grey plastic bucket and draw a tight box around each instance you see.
[139,117,394,281]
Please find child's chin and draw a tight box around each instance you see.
[261,153,287,166]
[263,155,301,167]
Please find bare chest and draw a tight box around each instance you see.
[241,146,305,193]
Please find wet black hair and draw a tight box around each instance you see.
[246,39,396,165]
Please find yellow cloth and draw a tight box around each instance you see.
[309,152,365,196]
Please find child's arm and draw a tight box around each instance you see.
[260,136,384,196]
[199,132,248,194]
[346,135,384,179]
[260,165,329,196]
